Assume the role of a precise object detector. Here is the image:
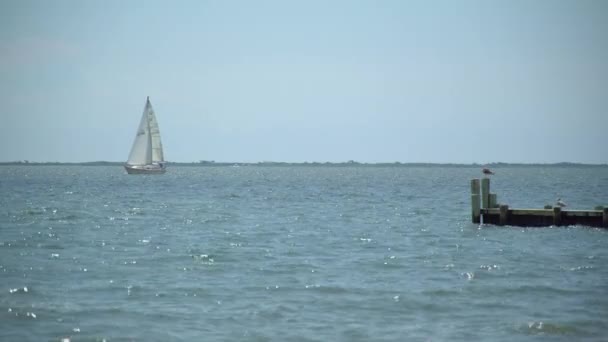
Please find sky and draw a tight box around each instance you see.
[1,0,607,163]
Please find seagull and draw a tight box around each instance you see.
[482,168,494,176]
[556,198,567,208]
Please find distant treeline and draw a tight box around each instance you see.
[1,161,606,167]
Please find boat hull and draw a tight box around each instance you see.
[124,164,166,174]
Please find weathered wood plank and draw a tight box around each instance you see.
[511,209,552,216]
[482,209,603,216]
[562,210,603,217]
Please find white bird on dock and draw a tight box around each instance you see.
[482,168,494,176]
[556,198,567,208]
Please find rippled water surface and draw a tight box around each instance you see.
[1,165,607,341]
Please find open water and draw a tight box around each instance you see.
[1,165,607,341]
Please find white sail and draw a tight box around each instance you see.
[126,97,164,170]
[148,104,164,163]
[127,99,153,165]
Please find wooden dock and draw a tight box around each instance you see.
[471,178,608,228]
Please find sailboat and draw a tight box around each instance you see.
[124,96,166,174]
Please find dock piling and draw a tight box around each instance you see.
[553,207,562,226]
[481,178,490,209]
[499,205,509,225]
[471,179,480,223]
[489,193,497,208]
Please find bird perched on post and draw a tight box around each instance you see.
[556,198,567,208]
[482,168,494,176]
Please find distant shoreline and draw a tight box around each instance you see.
[1,161,606,167]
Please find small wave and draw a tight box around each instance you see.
[568,265,594,272]
[22,207,49,216]
[311,285,350,294]
[8,286,29,294]
[191,254,215,264]
[218,193,240,199]
[128,207,144,215]
[5,308,37,320]
[462,272,475,280]
[512,285,579,296]
[48,214,79,221]
[108,216,129,221]
[479,264,500,271]
[520,321,581,335]
[422,288,461,297]
[381,261,405,269]
[39,243,65,250]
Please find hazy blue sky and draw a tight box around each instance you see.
[1,0,607,163]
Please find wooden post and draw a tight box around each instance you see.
[489,193,497,208]
[471,179,480,223]
[481,178,490,209]
[499,205,509,226]
[553,207,562,226]
[603,208,608,228]
[471,179,480,196]
[472,194,480,223]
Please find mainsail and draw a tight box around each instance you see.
[148,104,164,163]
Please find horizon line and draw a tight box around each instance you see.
[1,160,607,166]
